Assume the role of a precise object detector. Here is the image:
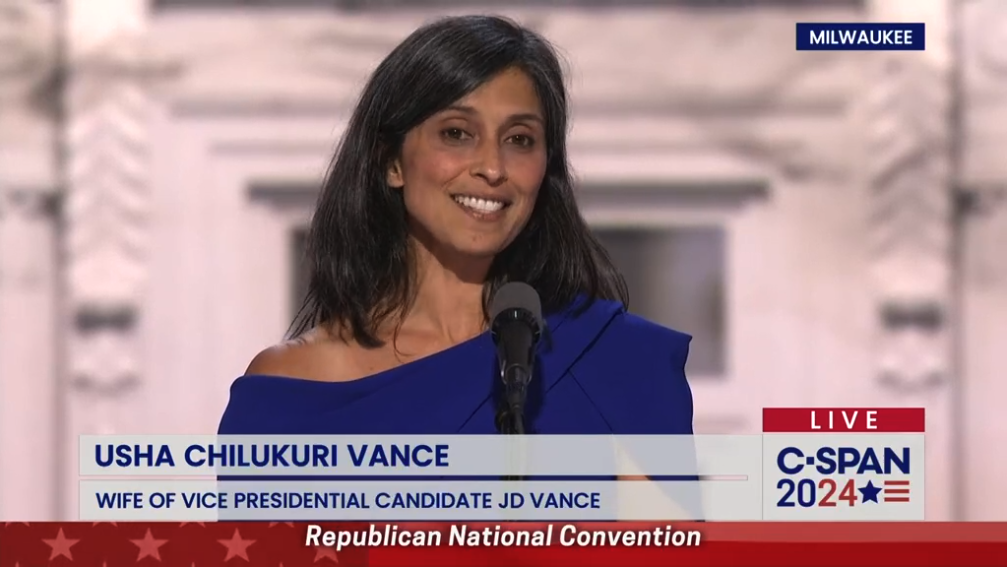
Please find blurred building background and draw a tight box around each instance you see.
[1,0,1005,521]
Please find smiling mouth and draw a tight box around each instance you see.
[452,194,510,214]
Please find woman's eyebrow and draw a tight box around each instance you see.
[442,104,544,125]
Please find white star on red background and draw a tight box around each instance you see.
[3,522,371,565]
[131,528,169,561]
[314,545,340,564]
[218,528,255,561]
[43,528,80,561]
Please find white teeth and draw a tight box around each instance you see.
[453,195,505,213]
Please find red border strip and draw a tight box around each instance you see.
[2,522,1005,567]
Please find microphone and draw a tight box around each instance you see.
[490,282,543,435]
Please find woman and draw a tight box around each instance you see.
[218,15,694,441]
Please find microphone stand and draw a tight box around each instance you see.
[501,366,530,435]
[491,300,541,481]
[498,363,531,482]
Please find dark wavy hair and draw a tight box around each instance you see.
[291,15,628,346]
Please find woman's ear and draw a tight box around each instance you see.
[386,159,404,188]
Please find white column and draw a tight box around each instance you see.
[0,0,59,522]
[865,0,956,519]
[0,191,58,520]
[958,0,1007,521]
[62,0,152,520]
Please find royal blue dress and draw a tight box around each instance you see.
[218,297,700,518]
[220,297,693,437]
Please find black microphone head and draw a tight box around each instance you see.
[490,282,544,338]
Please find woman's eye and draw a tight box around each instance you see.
[441,128,469,141]
[509,134,535,147]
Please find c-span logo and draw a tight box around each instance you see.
[796,23,926,51]
[760,408,925,521]
[776,445,910,507]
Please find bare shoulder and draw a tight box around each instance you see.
[244,327,349,382]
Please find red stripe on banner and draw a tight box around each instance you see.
[364,523,1007,566]
[2,522,1006,567]
[762,407,925,432]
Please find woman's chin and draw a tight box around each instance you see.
[440,236,510,264]
[451,243,504,261]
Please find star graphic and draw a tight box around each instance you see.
[92,522,118,526]
[42,528,80,561]
[4,522,30,526]
[860,480,882,503]
[218,528,255,562]
[314,546,340,563]
[269,522,295,528]
[179,522,207,527]
[131,528,169,561]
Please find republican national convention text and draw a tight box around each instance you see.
[304,523,702,551]
[94,442,450,469]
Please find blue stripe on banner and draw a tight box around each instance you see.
[795,23,925,51]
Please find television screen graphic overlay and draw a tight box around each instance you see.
[795,22,925,51]
[762,408,925,520]
[77,410,925,523]
[79,434,751,521]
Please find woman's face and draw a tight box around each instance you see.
[388,67,548,261]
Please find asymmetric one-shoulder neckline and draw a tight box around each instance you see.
[233,298,593,390]
[235,329,492,390]
[218,297,632,435]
